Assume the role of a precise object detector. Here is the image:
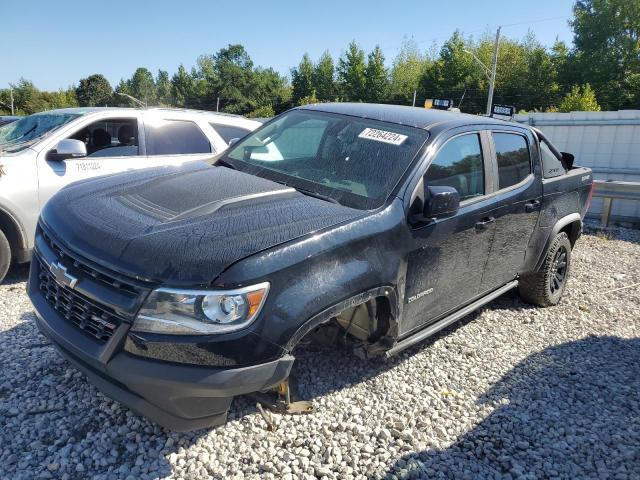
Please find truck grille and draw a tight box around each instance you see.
[40,229,138,295]
[37,257,123,342]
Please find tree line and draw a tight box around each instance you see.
[1,0,637,116]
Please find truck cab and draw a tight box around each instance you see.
[0,107,260,281]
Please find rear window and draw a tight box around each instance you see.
[493,133,531,189]
[145,119,211,155]
[209,123,252,144]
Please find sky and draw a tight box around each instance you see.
[1,0,575,91]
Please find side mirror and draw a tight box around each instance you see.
[409,181,460,224]
[227,138,240,147]
[48,139,87,161]
[425,185,460,219]
[561,152,574,169]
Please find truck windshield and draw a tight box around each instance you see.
[0,112,81,153]
[223,110,428,210]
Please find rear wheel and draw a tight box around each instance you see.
[0,229,11,283]
[518,232,572,307]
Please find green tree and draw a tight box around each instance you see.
[291,54,315,104]
[171,65,195,107]
[570,0,640,109]
[75,74,112,107]
[252,67,291,114]
[337,41,367,101]
[389,39,427,104]
[314,51,335,101]
[364,46,389,102]
[558,83,601,111]
[247,104,275,118]
[420,31,479,111]
[298,90,319,105]
[156,70,172,106]
[213,44,256,114]
[128,67,157,105]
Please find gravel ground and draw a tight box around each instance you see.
[1,226,639,480]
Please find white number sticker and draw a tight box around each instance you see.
[358,128,408,146]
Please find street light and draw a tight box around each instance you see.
[463,26,501,116]
[116,92,146,108]
[463,49,491,81]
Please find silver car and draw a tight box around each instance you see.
[0,107,261,282]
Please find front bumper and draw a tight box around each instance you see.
[28,260,294,431]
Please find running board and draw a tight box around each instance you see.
[385,280,519,357]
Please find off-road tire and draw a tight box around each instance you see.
[518,232,572,307]
[0,229,11,284]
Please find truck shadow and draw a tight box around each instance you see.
[381,335,640,479]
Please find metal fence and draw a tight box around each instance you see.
[514,110,640,224]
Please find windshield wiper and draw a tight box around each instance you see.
[294,187,341,205]
[214,158,237,170]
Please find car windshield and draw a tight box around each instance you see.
[0,112,81,153]
[223,110,429,209]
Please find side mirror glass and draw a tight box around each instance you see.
[561,152,574,169]
[48,139,87,161]
[424,185,460,219]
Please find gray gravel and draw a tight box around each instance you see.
[1,225,639,480]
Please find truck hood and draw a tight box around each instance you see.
[41,162,364,285]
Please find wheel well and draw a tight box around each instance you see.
[559,220,581,247]
[0,209,25,260]
[291,295,395,357]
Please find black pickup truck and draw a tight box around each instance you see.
[28,103,593,431]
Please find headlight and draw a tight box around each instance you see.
[132,282,269,335]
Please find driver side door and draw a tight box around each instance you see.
[401,129,497,335]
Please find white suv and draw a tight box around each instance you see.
[0,107,261,282]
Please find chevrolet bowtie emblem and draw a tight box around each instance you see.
[49,261,78,289]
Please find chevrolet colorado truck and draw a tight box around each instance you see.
[0,107,260,282]
[28,103,593,431]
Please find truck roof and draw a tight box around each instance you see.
[296,103,513,130]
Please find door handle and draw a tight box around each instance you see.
[475,216,495,231]
[524,199,541,212]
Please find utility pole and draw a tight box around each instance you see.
[486,26,501,116]
[10,87,14,115]
[216,97,220,112]
[412,90,417,107]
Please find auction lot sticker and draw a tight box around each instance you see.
[358,128,408,145]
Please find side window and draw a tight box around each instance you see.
[145,119,211,155]
[493,133,531,189]
[425,133,484,201]
[540,139,567,178]
[68,118,139,157]
[209,123,252,144]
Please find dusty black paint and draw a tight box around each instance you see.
[29,103,593,430]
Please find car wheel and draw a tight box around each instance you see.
[518,232,572,307]
[0,229,11,283]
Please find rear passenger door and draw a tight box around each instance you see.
[143,116,214,168]
[478,129,542,293]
